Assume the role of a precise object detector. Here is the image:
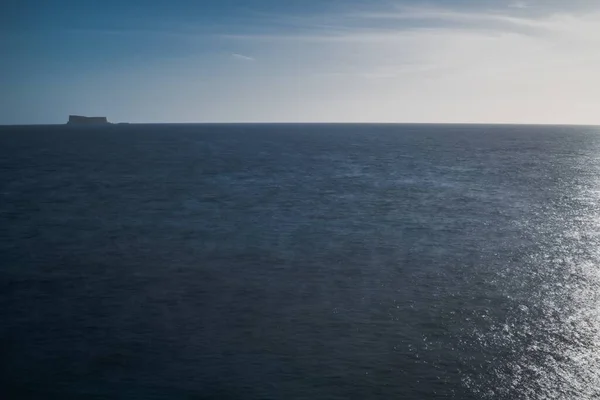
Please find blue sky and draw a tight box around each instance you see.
[2,0,599,124]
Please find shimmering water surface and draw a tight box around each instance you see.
[1,124,599,399]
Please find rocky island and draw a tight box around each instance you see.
[67,115,111,125]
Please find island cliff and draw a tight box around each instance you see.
[67,115,110,125]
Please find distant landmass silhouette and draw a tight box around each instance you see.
[67,115,110,125]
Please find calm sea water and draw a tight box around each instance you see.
[1,124,599,399]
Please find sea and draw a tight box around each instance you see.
[1,123,599,399]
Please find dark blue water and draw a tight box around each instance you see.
[1,124,599,399]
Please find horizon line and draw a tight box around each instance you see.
[2,122,600,127]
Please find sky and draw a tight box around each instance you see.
[1,0,599,124]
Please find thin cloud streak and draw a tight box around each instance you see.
[509,1,529,9]
[231,53,255,61]
[357,8,547,28]
[214,3,600,44]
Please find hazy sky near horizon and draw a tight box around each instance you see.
[2,0,599,124]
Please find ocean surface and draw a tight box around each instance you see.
[1,123,599,399]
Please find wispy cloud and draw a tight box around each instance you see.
[356,7,545,28]
[231,53,255,61]
[216,2,600,43]
[509,1,529,9]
